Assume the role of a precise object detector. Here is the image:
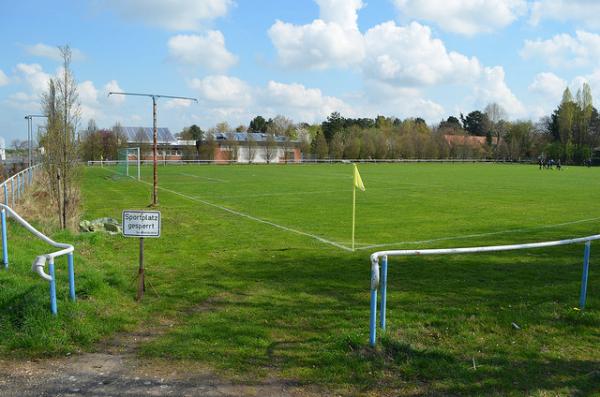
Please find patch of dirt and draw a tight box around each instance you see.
[0,299,325,397]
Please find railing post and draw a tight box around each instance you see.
[11,178,14,208]
[369,287,378,347]
[3,184,7,207]
[48,258,58,316]
[1,209,7,268]
[68,253,75,301]
[580,241,591,309]
[49,258,57,315]
[380,255,388,331]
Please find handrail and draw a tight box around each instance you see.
[368,234,597,346]
[0,164,76,314]
[0,203,74,281]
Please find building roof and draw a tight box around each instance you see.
[123,127,175,143]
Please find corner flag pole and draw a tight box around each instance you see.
[352,178,356,251]
[352,163,365,251]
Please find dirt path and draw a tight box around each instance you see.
[0,324,323,396]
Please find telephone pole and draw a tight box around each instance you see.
[108,92,197,205]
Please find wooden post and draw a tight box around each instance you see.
[136,237,145,301]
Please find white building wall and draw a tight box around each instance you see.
[236,146,286,163]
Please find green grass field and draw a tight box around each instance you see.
[1,163,599,395]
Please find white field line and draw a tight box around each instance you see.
[357,216,600,251]
[204,189,353,199]
[136,180,353,252]
[180,173,229,183]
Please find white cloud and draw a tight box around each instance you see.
[0,69,8,86]
[363,22,481,86]
[521,30,600,68]
[394,0,526,35]
[190,75,251,106]
[261,80,353,122]
[164,98,193,109]
[316,0,363,30]
[101,0,233,30]
[475,66,525,117]
[528,72,567,99]
[360,80,445,122]
[103,80,125,104]
[79,80,98,105]
[268,0,365,69]
[530,1,600,28]
[15,63,50,95]
[24,43,85,62]
[168,32,237,72]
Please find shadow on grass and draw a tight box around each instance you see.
[138,244,599,395]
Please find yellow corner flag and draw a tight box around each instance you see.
[353,164,365,191]
[352,164,365,251]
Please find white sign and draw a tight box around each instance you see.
[122,210,161,238]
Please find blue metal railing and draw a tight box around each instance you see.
[0,165,75,314]
[368,235,597,346]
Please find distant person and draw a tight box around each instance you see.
[556,159,562,170]
[538,158,543,170]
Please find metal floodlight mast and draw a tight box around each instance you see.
[107,92,198,206]
[24,114,48,168]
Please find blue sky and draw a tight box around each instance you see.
[2,0,600,142]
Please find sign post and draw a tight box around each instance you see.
[122,210,161,301]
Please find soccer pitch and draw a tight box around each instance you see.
[88,162,600,251]
[32,163,600,394]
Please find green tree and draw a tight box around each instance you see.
[329,132,344,159]
[312,132,329,160]
[461,111,490,136]
[558,87,576,146]
[321,112,344,142]
[248,116,267,133]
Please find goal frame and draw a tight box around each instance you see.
[118,147,141,180]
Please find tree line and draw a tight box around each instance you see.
[77,82,600,164]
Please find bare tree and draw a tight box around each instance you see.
[40,45,80,229]
[485,102,506,153]
[226,132,239,162]
[264,133,277,163]
[247,134,257,163]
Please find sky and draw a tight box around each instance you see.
[2,0,600,142]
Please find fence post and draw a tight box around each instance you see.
[68,253,75,301]
[369,287,378,347]
[11,178,14,208]
[3,184,7,206]
[1,209,7,268]
[49,258,57,315]
[580,241,591,309]
[380,255,388,331]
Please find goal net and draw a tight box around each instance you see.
[117,147,141,180]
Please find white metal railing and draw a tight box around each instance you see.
[0,164,75,314]
[368,234,598,346]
